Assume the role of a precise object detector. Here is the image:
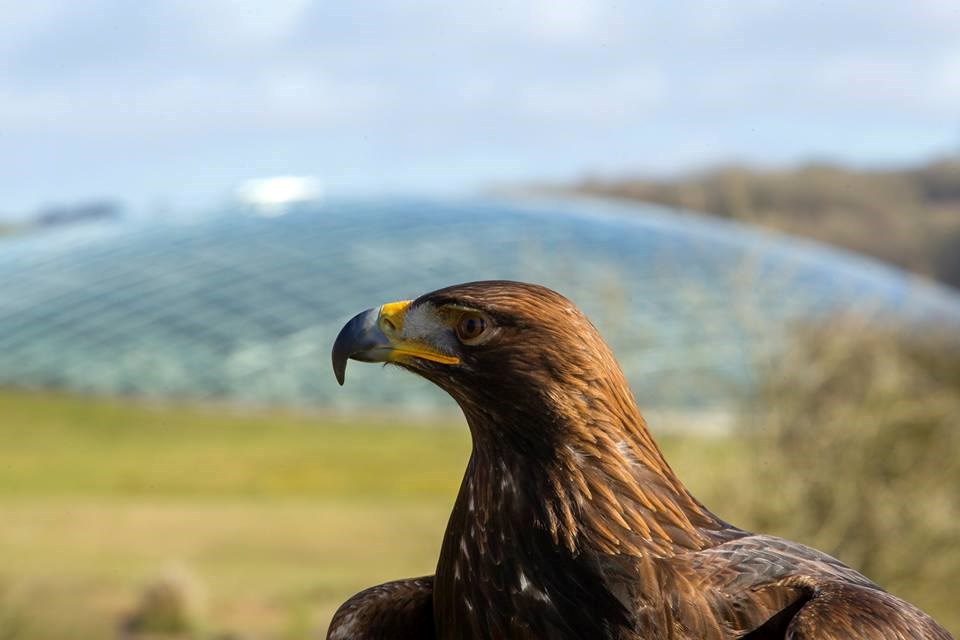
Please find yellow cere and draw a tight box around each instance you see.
[378,300,413,333]
[377,300,461,366]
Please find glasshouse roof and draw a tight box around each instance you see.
[1,196,958,412]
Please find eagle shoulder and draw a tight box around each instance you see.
[686,535,953,639]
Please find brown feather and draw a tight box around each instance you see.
[327,281,953,640]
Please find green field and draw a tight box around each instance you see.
[0,389,954,638]
[0,390,471,638]
[0,391,743,639]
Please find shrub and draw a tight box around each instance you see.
[738,319,960,630]
[120,567,207,638]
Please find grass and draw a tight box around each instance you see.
[0,392,470,500]
[0,390,743,639]
[0,391,469,639]
[1,384,954,637]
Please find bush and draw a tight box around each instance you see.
[738,319,960,631]
[120,567,207,638]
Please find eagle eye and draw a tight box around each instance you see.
[455,312,488,344]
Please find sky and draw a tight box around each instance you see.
[1,0,959,217]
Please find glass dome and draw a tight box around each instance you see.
[1,196,958,412]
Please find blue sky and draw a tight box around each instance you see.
[1,0,959,217]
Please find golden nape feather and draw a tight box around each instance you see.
[328,281,953,640]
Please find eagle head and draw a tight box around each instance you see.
[332,281,627,431]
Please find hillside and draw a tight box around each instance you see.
[568,159,960,290]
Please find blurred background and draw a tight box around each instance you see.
[1,2,958,638]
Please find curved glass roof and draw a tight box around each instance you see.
[1,196,958,411]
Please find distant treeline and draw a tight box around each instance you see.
[569,159,960,290]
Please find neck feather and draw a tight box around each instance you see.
[458,367,730,557]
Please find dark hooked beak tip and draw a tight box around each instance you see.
[331,307,386,385]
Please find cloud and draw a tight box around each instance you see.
[807,45,960,121]
[1,0,958,213]
[168,0,312,45]
[0,67,382,136]
[516,68,665,123]
[508,0,614,44]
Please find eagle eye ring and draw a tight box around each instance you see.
[455,311,489,344]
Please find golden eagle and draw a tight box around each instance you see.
[328,281,951,639]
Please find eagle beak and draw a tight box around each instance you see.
[331,300,460,385]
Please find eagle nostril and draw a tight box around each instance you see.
[382,317,397,333]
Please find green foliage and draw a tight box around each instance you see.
[738,320,960,631]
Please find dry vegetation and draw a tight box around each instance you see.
[571,158,960,289]
[731,319,960,630]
